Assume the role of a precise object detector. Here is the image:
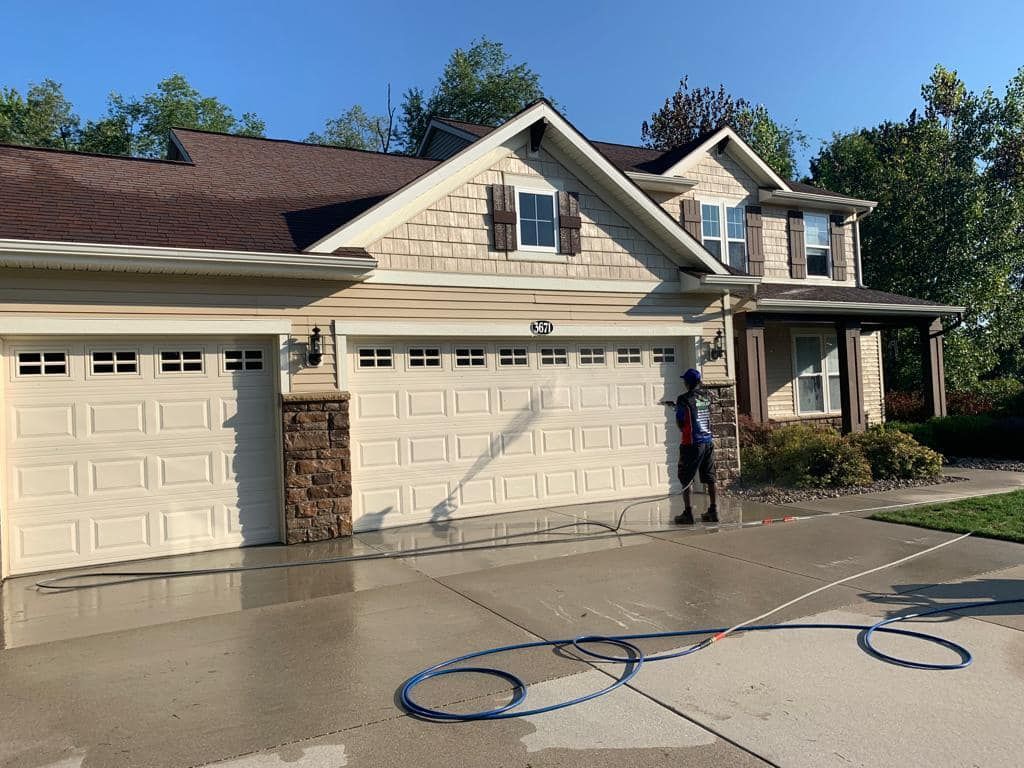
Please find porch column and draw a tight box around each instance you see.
[836,319,866,433]
[735,313,769,422]
[920,317,948,417]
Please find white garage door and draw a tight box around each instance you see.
[2,338,280,575]
[348,338,693,530]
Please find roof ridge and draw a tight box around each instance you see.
[171,127,439,163]
[0,141,194,166]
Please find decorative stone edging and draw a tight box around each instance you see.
[281,391,352,544]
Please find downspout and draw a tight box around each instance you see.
[853,213,865,288]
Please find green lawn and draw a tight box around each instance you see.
[871,489,1024,543]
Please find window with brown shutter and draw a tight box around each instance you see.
[490,185,517,251]
[829,214,847,281]
[787,210,807,279]
[681,198,702,240]
[745,205,764,276]
[556,190,581,255]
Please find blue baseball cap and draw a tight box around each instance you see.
[681,368,702,386]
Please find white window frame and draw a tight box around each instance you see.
[497,346,530,367]
[792,332,842,415]
[578,346,606,366]
[88,349,141,378]
[652,346,676,364]
[539,346,569,367]
[516,186,560,253]
[221,347,265,374]
[157,348,205,376]
[406,346,443,371]
[615,346,643,367]
[803,212,832,278]
[13,349,70,379]
[454,346,489,369]
[699,199,747,272]
[357,347,394,369]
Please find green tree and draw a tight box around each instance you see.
[641,76,805,179]
[811,65,1024,388]
[307,87,397,152]
[0,79,80,149]
[398,38,552,153]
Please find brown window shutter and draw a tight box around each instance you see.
[490,185,517,252]
[745,205,764,276]
[557,190,582,255]
[787,210,807,279]
[829,214,847,281]
[681,198,702,240]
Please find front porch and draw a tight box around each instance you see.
[733,286,963,432]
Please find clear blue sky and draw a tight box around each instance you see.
[3,0,1022,174]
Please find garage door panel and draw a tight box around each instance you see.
[3,339,279,574]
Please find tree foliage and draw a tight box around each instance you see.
[811,65,1024,388]
[398,37,552,153]
[307,86,397,152]
[1,74,265,158]
[641,76,805,179]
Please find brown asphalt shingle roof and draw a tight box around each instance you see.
[756,283,954,307]
[0,129,439,253]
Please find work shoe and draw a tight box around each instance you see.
[701,506,719,523]
[674,509,695,525]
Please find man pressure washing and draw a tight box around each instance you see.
[673,368,718,525]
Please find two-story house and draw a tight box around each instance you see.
[0,100,961,577]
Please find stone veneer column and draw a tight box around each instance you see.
[281,392,353,544]
[703,380,740,483]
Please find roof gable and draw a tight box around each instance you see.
[657,126,790,189]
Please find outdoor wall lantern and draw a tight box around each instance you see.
[707,329,725,361]
[307,326,323,367]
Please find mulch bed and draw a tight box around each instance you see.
[943,456,1024,473]
[724,475,967,506]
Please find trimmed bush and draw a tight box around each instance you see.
[742,424,872,489]
[885,390,927,422]
[738,414,777,448]
[848,428,943,480]
[889,415,1024,459]
[887,380,1024,422]
[975,378,1024,407]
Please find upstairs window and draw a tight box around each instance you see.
[804,213,832,276]
[701,201,746,271]
[517,190,557,250]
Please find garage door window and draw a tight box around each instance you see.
[15,351,68,377]
[579,347,606,365]
[616,347,642,365]
[408,348,442,368]
[498,347,529,367]
[223,349,264,372]
[455,348,487,368]
[160,350,204,373]
[540,347,568,366]
[91,350,139,375]
[652,347,676,364]
[358,348,393,368]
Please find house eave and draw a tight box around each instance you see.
[758,189,877,214]
[0,239,377,280]
[755,298,965,316]
[625,171,698,193]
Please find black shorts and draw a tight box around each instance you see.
[678,442,716,488]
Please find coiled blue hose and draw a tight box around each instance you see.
[400,598,1024,721]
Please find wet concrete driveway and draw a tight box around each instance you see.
[2,492,1023,767]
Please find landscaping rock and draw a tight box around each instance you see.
[725,475,967,505]
[945,456,1024,473]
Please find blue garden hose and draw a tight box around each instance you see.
[400,598,1024,721]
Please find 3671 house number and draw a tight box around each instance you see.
[530,320,554,335]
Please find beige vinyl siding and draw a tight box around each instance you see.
[0,269,727,392]
[370,147,679,282]
[861,330,884,423]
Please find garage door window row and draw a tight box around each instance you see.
[14,348,266,379]
[356,344,681,372]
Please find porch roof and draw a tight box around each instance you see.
[752,284,965,317]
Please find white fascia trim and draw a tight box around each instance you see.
[759,189,877,214]
[660,126,791,190]
[0,317,291,336]
[307,102,730,276]
[756,299,966,315]
[334,320,703,338]
[363,269,681,294]
[0,239,377,280]
[626,171,698,193]
[701,273,761,287]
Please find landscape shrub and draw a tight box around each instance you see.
[885,390,927,422]
[848,427,943,480]
[975,378,1024,408]
[741,424,872,489]
[737,414,777,448]
[886,380,1024,421]
[889,415,1024,459]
